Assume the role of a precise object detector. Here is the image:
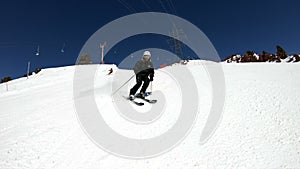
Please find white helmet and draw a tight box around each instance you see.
[142,51,151,61]
[143,51,151,56]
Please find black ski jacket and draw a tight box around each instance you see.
[134,60,154,77]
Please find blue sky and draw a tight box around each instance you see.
[1,0,300,79]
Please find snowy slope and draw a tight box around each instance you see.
[0,61,300,168]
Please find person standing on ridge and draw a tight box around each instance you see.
[129,51,154,100]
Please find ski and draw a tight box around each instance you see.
[135,94,157,104]
[139,97,157,104]
[131,100,144,106]
[123,96,144,106]
[122,92,156,106]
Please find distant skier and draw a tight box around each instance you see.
[129,51,154,100]
[108,68,113,75]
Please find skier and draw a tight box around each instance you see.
[108,68,113,75]
[129,51,154,100]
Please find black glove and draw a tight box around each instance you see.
[149,74,154,81]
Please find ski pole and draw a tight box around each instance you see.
[111,75,135,96]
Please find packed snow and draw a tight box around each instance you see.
[0,61,300,168]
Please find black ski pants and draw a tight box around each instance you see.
[129,74,150,95]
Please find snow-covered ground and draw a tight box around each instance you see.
[0,61,300,168]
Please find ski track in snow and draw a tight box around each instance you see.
[0,62,300,168]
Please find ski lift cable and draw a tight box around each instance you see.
[158,0,189,60]
[170,0,178,14]
[117,0,147,25]
[165,0,175,14]
[167,0,177,15]
[118,0,136,13]
[158,0,169,14]
[158,0,175,25]
[123,0,138,13]
[122,0,136,13]
[160,0,188,43]
[141,0,152,12]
